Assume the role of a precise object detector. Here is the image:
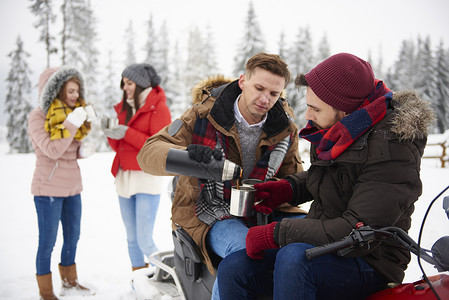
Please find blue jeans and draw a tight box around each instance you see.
[208,214,306,299]
[207,218,249,258]
[206,213,306,258]
[207,218,249,300]
[118,193,160,268]
[34,194,82,275]
[217,244,387,300]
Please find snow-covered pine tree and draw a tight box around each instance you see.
[143,15,170,87]
[316,33,331,64]
[415,36,439,133]
[95,50,120,151]
[184,26,209,94]
[61,0,86,65]
[124,20,137,67]
[383,65,396,91]
[5,36,34,153]
[232,1,266,77]
[285,26,314,129]
[277,30,287,61]
[165,41,188,119]
[390,39,416,91]
[143,13,157,66]
[61,0,99,94]
[202,25,219,77]
[29,0,57,68]
[153,21,171,90]
[367,50,384,80]
[61,0,101,149]
[367,47,386,80]
[102,50,120,118]
[143,15,176,110]
[434,41,449,132]
[374,44,384,79]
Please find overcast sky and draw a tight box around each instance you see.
[0,0,448,124]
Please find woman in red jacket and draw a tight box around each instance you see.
[101,63,171,272]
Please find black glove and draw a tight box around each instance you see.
[186,144,222,163]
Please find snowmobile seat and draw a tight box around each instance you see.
[172,226,217,300]
[168,176,272,299]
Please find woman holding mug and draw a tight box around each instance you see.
[102,63,171,273]
[28,66,95,299]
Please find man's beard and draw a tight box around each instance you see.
[311,110,343,130]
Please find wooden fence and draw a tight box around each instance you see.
[422,130,449,168]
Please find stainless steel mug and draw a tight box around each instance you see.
[84,104,97,122]
[241,179,270,225]
[230,186,256,217]
[107,117,118,128]
[241,179,263,188]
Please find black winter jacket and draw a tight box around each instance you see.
[275,90,434,283]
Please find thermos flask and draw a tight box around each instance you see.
[165,148,242,181]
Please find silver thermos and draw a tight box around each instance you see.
[165,148,242,181]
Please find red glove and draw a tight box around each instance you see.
[246,222,279,259]
[253,179,293,214]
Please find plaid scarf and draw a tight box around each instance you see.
[193,118,291,226]
[299,80,392,161]
[44,98,90,141]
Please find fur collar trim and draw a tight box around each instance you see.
[191,75,235,104]
[39,66,85,113]
[390,90,435,141]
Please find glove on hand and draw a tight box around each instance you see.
[66,107,87,128]
[186,144,222,163]
[84,104,97,122]
[103,124,128,140]
[79,142,96,158]
[253,179,293,214]
[246,222,279,259]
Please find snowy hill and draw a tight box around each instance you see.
[0,144,448,299]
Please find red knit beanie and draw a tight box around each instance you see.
[305,53,375,113]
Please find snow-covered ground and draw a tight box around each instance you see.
[0,142,448,299]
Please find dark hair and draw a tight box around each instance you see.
[120,83,144,125]
[246,52,290,87]
[294,74,308,87]
[57,77,81,105]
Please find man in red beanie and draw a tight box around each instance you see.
[216,53,435,299]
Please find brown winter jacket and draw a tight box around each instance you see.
[137,76,304,274]
[275,91,434,284]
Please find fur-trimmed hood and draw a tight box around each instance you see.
[191,74,235,104]
[38,66,85,113]
[390,90,435,141]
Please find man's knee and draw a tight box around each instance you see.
[218,248,248,276]
[275,243,312,270]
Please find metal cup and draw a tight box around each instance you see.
[85,104,97,122]
[230,186,255,217]
[241,179,271,225]
[107,117,118,128]
[241,179,263,188]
